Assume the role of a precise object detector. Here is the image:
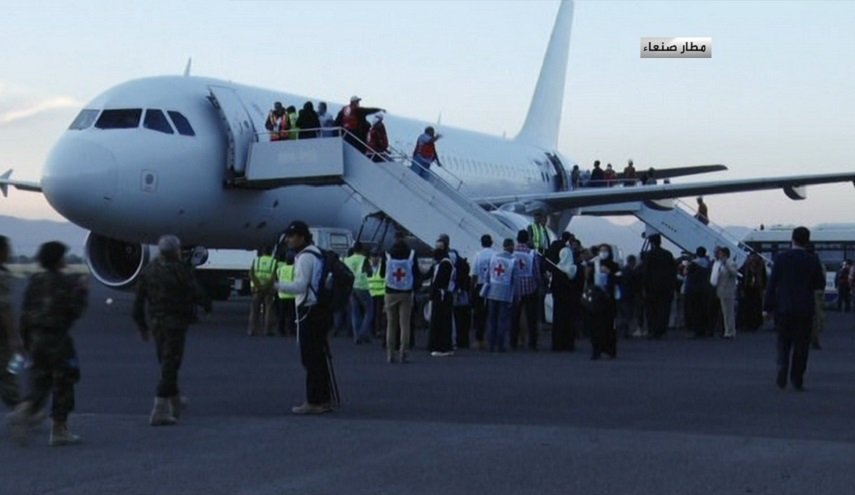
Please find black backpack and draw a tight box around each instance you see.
[448,249,470,292]
[305,249,354,311]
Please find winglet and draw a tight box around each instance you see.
[183,57,192,77]
[0,169,11,198]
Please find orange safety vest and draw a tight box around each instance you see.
[269,113,289,141]
[341,105,359,131]
[415,138,437,160]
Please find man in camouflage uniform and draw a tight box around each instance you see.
[133,235,211,426]
[0,236,23,410]
[7,241,88,446]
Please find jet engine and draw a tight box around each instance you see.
[85,232,150,289]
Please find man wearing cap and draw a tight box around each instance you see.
[8,241,88,446]
[335,96,383,154]
[133,235,211,426]
[367,113,389,162]
[275,221,335,414]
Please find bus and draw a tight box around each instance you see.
[742,223,855,305]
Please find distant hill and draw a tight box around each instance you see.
[0,215,87,256]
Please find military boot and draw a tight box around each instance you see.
[49,420,81,447]
[169,395,187,419]
[149,397,177,426]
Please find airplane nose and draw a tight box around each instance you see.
[41,136,118,227]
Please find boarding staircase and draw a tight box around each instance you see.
[235,130,515,256]
[579,199,760,265]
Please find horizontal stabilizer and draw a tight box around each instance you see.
[0,169,43,197]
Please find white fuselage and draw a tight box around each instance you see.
[41,76,567,249]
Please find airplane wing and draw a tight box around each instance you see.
[620,164,727,180]
[475,171,855,211]
[0,169,42,197]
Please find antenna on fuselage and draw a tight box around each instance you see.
[183,58,192,77]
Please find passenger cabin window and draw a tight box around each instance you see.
[95,109,142,129]
[69,109,99,130]
[167,111,195,136]
[143,109,174,134]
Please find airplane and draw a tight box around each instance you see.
[2,0,854,295]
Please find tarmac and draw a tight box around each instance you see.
[2,280,855,495]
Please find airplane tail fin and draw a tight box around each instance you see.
[515,0,574,149]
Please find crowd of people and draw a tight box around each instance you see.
[0,222,829,443]
[263,97,443,176]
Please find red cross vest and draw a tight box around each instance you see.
[513,250,535,278]
[385,251,415,291]
[487,253,515,302]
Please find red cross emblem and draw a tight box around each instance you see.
[493,262,506,278]
[518,258,527,270]
[393,267,407,283]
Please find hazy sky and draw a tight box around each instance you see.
[1,0,854,229]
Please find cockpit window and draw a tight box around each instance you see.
[95,109,142,129]
[167,111,195,136]
[144,109,174,134]
[68,109,99,130]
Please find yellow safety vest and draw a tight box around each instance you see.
[368,268,386,297]
[288,111,299,140]
[277,264,296,300]
[252,255,277,288]
[344,254,370,290]
[531,223,548,251]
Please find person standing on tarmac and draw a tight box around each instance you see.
[276,251,298,336]
[133,235,211,426]
[0,236,23,410]
[428,243,455,357]
[7,241,88,446]
[275,221,335,415]
[344,242,373,344]
[512,230,542,351]
[367,250,387,341]
[764,226,825,390]
[384,233,419,363]
[470,235,496,350]
[249,246,278,336]
[527,212,551,255]
[483,239,518,352]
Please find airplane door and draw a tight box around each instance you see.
[546,153,569,192]
[207,86,257,177]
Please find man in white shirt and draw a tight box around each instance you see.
[470,235,496,350]
[276,221,333,415]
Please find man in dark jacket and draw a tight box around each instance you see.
[642,234,676,339]
[295,101,321,139]
[764,227,825,390]
[428,245,455,357]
